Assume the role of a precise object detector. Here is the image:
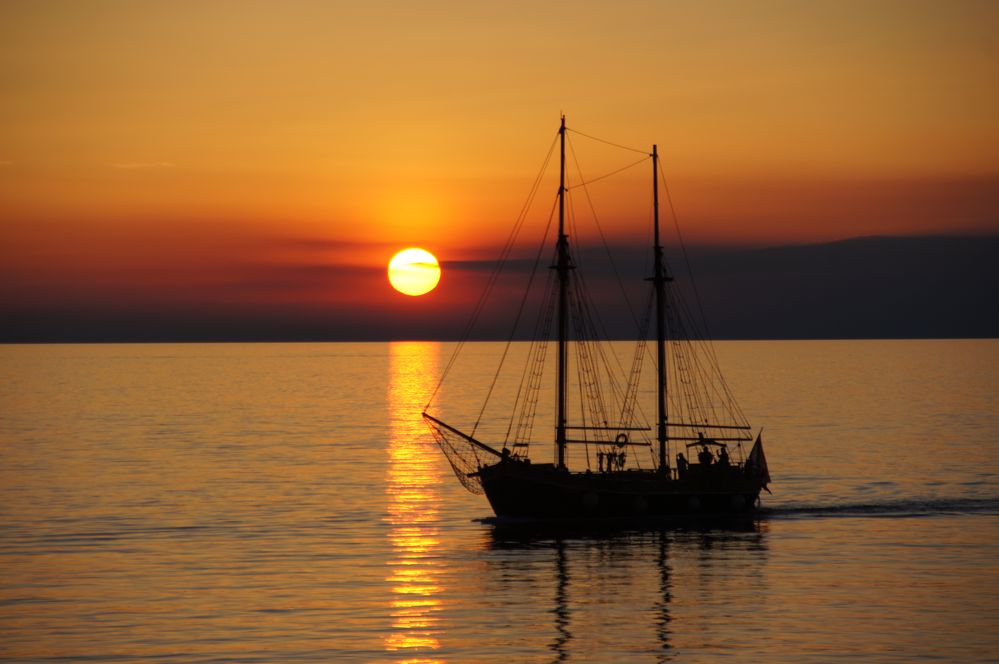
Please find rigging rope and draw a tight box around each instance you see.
[506,267,556,449]
[659,159,713,343]
[658,160,749,426]
[566,135,642,329]
[472,195,559,436]
[567,155,649,190]
[565,136,656,445]
[424,132,558,411]
[567,127,649,155]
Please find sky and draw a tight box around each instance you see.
[2,0,998,341]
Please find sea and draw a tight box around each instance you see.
[1,340,997,662]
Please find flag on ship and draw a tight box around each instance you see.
[747,432,771,494]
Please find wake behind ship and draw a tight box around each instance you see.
[423,117,771,521]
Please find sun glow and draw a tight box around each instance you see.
[388,248,441,296]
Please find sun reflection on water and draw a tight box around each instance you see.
[385,342,445,659]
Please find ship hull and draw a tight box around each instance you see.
[477,460,762,520]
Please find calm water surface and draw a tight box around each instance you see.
[1,340,997,661]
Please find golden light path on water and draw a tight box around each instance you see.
[385,342,445,661]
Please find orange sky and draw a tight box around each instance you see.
[1,1,998,338]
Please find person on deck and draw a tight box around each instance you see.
[676,452,688,478]
[718,446,729,466]
[698,445,713,465]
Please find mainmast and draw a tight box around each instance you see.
[652,144,671,472]
[556,116,569,471]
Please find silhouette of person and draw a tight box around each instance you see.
[676,452,688,478]
[718,446,729,466]
[698,445,713,465]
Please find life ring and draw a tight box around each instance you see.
[615,433,628,448]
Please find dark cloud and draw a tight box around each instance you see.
[2,235,997,342]
[218,262,383,294]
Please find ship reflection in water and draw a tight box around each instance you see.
[485,522,768,660]
[386,342,445,659]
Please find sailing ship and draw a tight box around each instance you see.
[423,117,771,520]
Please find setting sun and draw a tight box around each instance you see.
[387,248,441,297]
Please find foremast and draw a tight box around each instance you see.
[652,144,672,472]
[555,116,569,471]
